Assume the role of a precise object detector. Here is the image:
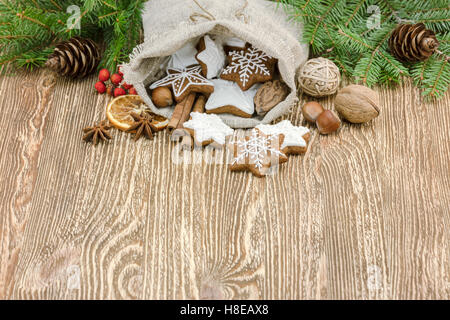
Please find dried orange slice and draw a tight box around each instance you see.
[106,95,168,131]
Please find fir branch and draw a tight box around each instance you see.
[49,0,62,11]
[345,0,367,26]
[427,59,448,99]
[310,0,339,45]
[278,0,450,99]
[16,11,54,34]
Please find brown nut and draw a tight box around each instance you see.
[151,87,174,108]
[302,101,325,123]
[335,85,380,123]
[316,110,341,135]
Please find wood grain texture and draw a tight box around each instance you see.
[0,70,448,300]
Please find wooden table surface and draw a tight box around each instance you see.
[0,70,448,300]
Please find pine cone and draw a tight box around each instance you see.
[46,37,101,78]
[389,23,439,62]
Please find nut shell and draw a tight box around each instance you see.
[152,87,174,108]
[254,80,290,116]
[335,85,380,123]
[302,101,325,123]
[316,110,341,135]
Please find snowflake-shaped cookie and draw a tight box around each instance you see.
[229,129,288,177]
[183,112,234,147]
[256,120,311,155]
[196,35,225,79]
[221,46,276,91]
[150,65,214,102]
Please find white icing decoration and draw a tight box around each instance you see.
[244,83,262,101]
[196,35,225,79]
[222,46,273,88]
[225,37,246,48]
[183,112,234,145]
[149,65,213,99]
[232,129,285,169]
[168,41,198,69]
[256,120,310,149]
[205,79,259,115]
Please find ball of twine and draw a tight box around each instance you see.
[298,57,341,97]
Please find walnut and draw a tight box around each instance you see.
[335,85,380,123]
[254,80,290,116]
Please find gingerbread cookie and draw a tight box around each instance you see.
[256,120,311,155]
[223,37,247,53]
[229,130,288,178]
[150,65,214,103]
[183,112,234,147]
[196,35,225,79]
[221,45,277,91]
[205,79,259,118]
[168,41,198,69]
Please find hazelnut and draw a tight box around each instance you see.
[335,85,380,123]
[316,110,341,135]
[302,101,325,123]
[151,87,173,108]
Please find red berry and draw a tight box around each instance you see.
[118,66,124,77]
[98,69,110,82]
[122,82,133,90]
[111,73,123,86]
[95,81,106,94]
[128,87,137,95]
[114,87,126,97]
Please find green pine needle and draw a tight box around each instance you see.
[277,0,450,99]
[0,0,144,73]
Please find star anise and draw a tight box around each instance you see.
[83,120,112,145]
[126,112,158,141]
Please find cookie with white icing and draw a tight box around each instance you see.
[205,79,260,118]
[168,41,198,69]
[221,45,277,91]
[150,65,214,103]
[229,129,288,178]
[183,112,234,147]
[196,35,225,79]
[256,120,311,155]
[224,37,247,53]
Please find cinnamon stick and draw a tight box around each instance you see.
[192,94,206,114]
[176,93,197,129]
[168,92,196,132]
[168,101,185,131]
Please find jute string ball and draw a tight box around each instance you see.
[298,57,341,97]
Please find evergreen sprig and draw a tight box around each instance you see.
[277,0,450,99]
[0,0,144,73]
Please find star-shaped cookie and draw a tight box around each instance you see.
[183,112,234,147]
[168,41,199,69]
[229,129,288,178]
[150,65,214,102]
[205,79,260,118]
[221,45,277,91]
[256,120,311,155]
[196,35,225,79]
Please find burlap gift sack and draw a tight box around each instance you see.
[121,0,309,128]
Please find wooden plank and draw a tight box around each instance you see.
[0,71,448,299]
